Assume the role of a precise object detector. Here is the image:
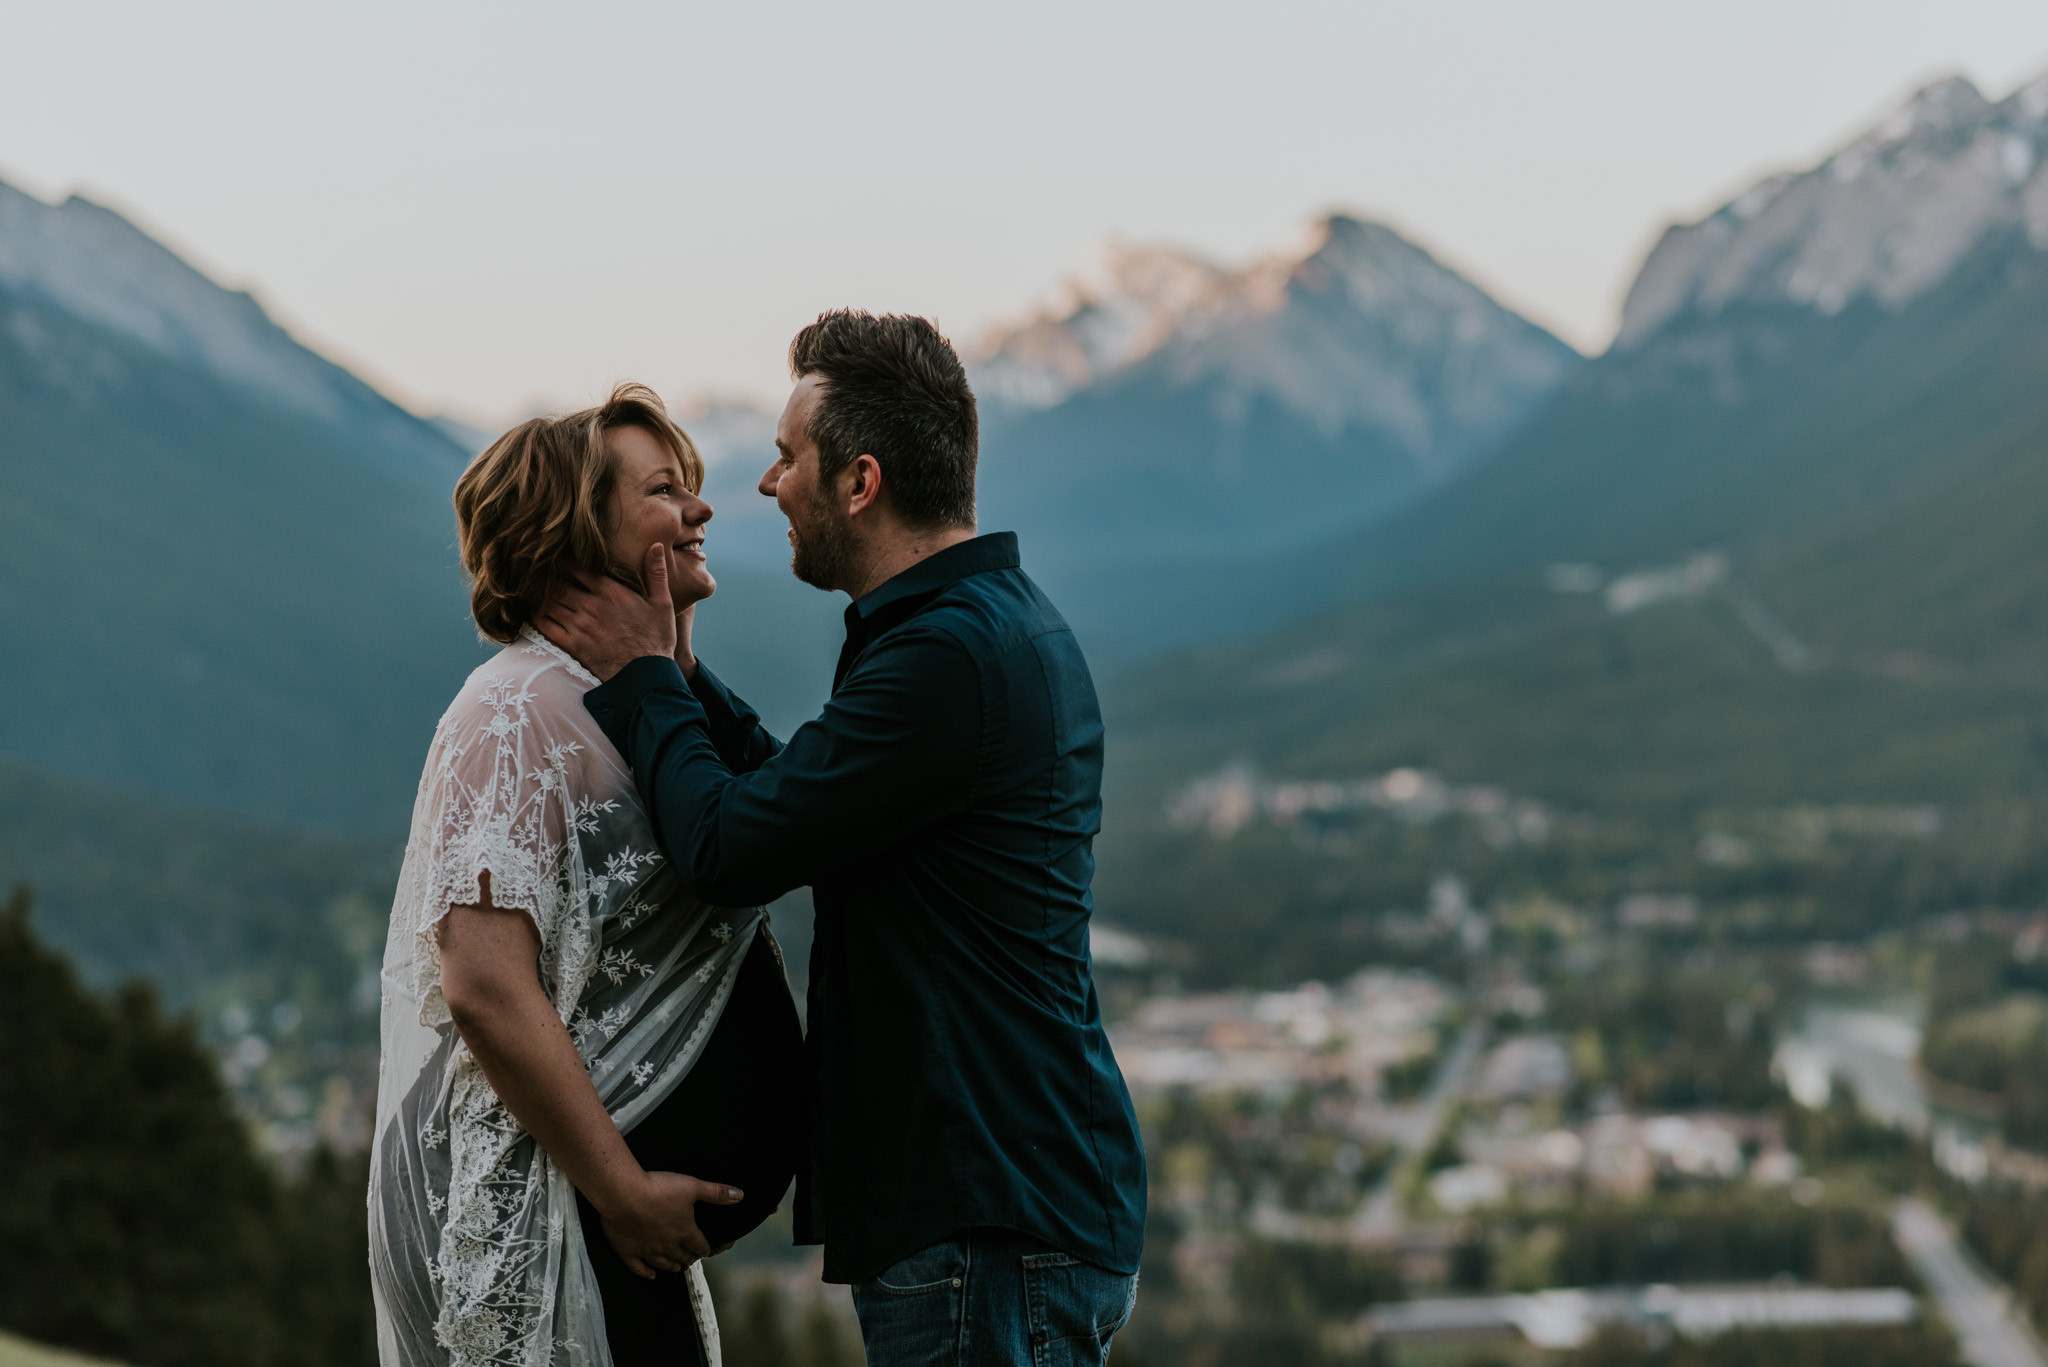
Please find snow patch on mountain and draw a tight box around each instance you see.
[0,179,453,462]
[1620,73,2048,346]
[971,243,1235,410]
[973,215,1580,469]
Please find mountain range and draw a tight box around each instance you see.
[640,218,1585,659]
[0,179,843,1002]
[0,181,483,829]
[1105,70,2048,827]
[968,216,1581,655]
[1075,71,2048,979]
[0,183,852,836]
[7,69,2048,1006]
[680,216,1582,658]
[972,217,1578,481]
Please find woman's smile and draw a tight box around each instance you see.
[606,423,715,606]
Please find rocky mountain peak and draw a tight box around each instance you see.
[1298,214,1503,318]
[972,212,1578,463]
[1617,71,2048,347]
[969,241,1234,410]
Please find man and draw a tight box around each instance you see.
[542,310,1145,1365]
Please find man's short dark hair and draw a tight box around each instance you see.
[789,310,978,529]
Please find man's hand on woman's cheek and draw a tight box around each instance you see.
[539,544,680,682]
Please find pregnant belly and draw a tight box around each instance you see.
[622,930,805,1248]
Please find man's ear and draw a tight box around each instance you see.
[844,454,884,518]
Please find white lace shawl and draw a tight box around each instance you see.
[369,630,765,1367]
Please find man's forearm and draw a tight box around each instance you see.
[585,657,799,904]
[585,632,982,906]
[617,684,802,907]
[683,660,782,774]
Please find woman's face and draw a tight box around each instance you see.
[604,424,714,609]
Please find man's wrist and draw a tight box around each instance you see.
[591,639,673,684]
[583,654,696,747]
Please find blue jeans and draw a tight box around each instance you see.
[850,1232,1138,1367]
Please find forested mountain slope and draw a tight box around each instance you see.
[0,181,843,832]
[1093,78,2048,971]
[1311,74,2048,606]
[0,283,483,828]
[1111,223,2048,811]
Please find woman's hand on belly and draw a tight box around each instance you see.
[595,1170,746,1274]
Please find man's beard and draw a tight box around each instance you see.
[789,491,858,591]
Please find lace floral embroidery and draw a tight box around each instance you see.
[370,635,762,1367]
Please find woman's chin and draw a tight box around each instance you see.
[679,570,716,603]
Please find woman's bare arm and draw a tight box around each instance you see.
[437,873,740,1277]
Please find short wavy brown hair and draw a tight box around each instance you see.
[789,310,977,529]
[454,382,703,644]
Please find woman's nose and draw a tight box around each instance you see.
[684,491,712,524]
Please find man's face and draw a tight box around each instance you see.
[763,375,857,592]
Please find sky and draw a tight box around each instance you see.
[5,0,2048,422]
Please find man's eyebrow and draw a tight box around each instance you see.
[774,439,794,457]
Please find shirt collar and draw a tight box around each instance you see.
[846,531,1020,627]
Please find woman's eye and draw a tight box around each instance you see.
[652,483,672,495]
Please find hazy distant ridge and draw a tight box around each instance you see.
[0,181,459,475]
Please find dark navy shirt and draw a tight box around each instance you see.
[583,532,1146,1284]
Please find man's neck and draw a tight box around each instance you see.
[845,524,978,601]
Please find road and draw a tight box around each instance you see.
[1353,1018,1486,1242]
[1894,1197,2048,1367]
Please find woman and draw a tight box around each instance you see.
[369,384,803,1367]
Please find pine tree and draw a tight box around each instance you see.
[0,885,373,1367]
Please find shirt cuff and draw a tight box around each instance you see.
[582,654,692,748]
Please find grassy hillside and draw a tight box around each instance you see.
[0,1331,125,1367]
